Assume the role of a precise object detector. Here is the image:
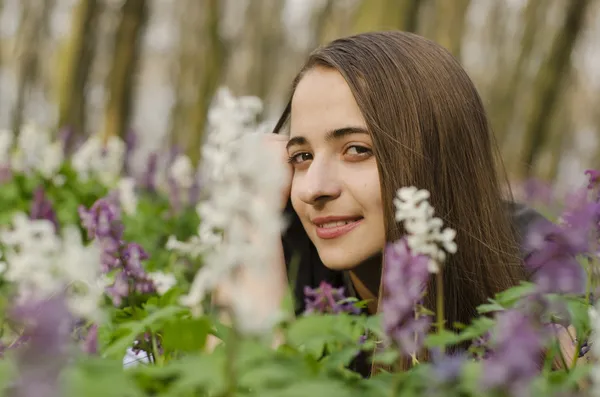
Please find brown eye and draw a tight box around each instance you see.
[288,152,313,165]
[345,145,372,157]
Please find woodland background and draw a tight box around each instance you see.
[0,0,598,194]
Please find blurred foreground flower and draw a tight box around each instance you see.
[7,296,71,397]
[381,239,430,357]
[481,309,544,396]
[172,88,286,334]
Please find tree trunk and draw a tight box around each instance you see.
[186,0,227,165]
[353,0,422,32]
[101,0,148,141]
[518,0,591,180]
[494,0,544,148]
[433,0,471,59]
[243,0,284,103]
[11,0,54,136]
[57,0,100,143]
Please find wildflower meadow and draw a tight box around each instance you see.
[0,88,599,397]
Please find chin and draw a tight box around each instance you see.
[316,245,381,271]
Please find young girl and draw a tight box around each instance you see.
[218,31,576,375]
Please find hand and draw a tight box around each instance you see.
[262,134,293,210]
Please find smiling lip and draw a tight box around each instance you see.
[312,216,364,239]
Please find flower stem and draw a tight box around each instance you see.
[224,321,238,397]
[436,268,445,353]
[151,332,164,366]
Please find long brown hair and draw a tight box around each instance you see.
[274,31,525,363]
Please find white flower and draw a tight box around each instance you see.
[118,177,138,215]
[169,154,195,190]
[148,271,176,295]
[72,135,125,186]
[176,88,285,334]
[0,213,104,321]
[394,186,457,273]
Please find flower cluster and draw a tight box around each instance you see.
[394,187,457,273]
[79,197,155,306]
[0,213,103,320]
[173,88,286,333]
[303,281,360,315]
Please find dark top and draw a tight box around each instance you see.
[281,201,550,376]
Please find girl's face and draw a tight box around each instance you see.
[287,66,386,270]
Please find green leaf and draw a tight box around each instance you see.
[476,302,505,314]
[493,282,536,307]
[64,357,144,397]
[256,379,362,397]
[567,297,591,340]
[372,349,400,366]
[161,316,211,352]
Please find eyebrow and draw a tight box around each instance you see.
[285,126,369,150]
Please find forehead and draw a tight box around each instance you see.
[290,67,367,138]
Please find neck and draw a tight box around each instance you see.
[349,253,382,314]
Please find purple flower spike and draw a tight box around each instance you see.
[79,196,156,306]
[29,186,60,232]
[78,198,123,241]
[303,281,360,315]
[481,310,543,396]
[381,238,431,357]
[9,297,72,397]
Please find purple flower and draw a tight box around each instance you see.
[585,169,600,191]
[303,281,360,315]
[124,129,137,176]
[79,198,123,241]
[523,188,598,295]
[142,153,158,193]
[106,271,130,306]
[481,309,544,396]
[83,324,98,355]
[29,186,59,232]
[381,238,431,357]
[79,197,156,306]
[430,349,466,385]
[8,296,72,397]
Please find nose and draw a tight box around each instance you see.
[296,158,342,205]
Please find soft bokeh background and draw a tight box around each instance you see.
[0,0,598,195]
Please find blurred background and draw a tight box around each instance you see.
[0,0,598,196]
